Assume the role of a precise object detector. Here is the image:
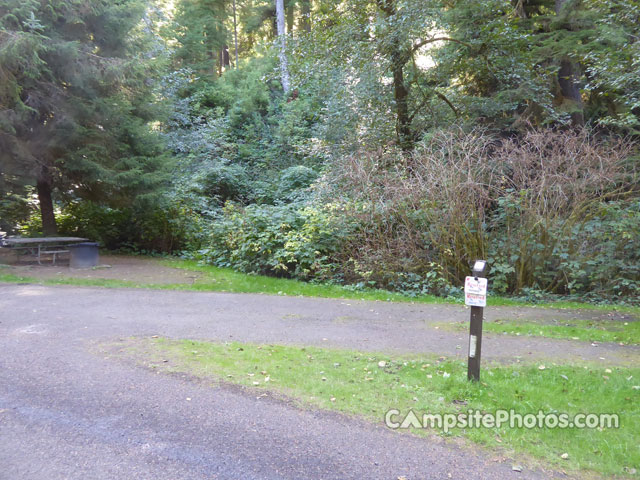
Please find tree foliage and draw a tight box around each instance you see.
[0,0,170,234]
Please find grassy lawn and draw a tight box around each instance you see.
[163,259,447,303]
[166,260,640,314]
[0,270,145,289]
[127,338,640,478]
[441,317,640,346]
[0,262,445,303]
[2,257,640,316]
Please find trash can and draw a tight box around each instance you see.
[69,242,99,269]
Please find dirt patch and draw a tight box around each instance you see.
[0,252,201,285]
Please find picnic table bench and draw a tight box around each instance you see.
[1,237,88,265]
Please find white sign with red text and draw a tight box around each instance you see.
[465,276,487,307]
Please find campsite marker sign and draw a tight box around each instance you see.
[466,260,487,381]
[464,275,487,307]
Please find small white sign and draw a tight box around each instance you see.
[469,335,477,358]
[465,276,487,307]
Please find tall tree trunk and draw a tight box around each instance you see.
[36,167,57,236]
[221,45,230,68]
[557,58,584,126]
[232,0,239,68]
[555,0,584,126]
[300,0,311,32]
[377,0,412,149]
[275,0,290,93]
[286,1,294,34]
[392,63,411,150]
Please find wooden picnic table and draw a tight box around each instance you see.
[2,237,88,265]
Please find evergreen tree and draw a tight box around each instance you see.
[0,0,169,234]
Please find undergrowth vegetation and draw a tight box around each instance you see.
[3,0,640,306]
[198,127,640,303]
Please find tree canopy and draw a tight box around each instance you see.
[0,0,169,234]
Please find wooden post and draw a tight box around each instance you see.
[467,261,486,382]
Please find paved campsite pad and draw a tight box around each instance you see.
[1,283,637,364]
[1,283,638,479]
[0,252,203,284]
[0,284,565,480]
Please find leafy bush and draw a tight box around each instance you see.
[276,165,318,202]
[29,200,201,253]
[201,202,347,280]
[0,188,34,235]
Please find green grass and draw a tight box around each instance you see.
[0,263,446,302]
[2,255,639,316]
[128,338,640,477]
[166,260,640,314]
[163,259,450,302]
[443,317,640,345]
[0,272,146,289]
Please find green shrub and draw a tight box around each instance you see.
[277,165,318,201]
[201,202,347,280]
[47,200,201,253]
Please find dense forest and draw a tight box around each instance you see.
[1,0,639,301]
